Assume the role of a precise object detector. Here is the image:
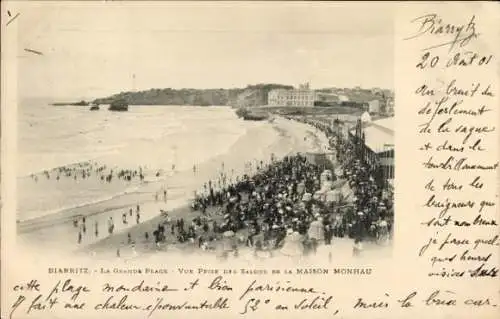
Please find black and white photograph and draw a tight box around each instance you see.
[15,3,395,263]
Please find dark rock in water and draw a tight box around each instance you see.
[242,114,268,121]
[90,105,100,111]
[235,108,268,121]
[51,100,89,106]
[109,99,128,112]
[73,100,89,106]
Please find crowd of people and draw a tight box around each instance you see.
[152,116,395,259]
[69,116,393,260]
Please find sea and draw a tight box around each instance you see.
[17,100,288,223]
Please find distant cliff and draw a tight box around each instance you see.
[93,84,294,107]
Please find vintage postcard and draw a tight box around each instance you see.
[1,1,498,319]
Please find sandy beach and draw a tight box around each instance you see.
[17,116,332,256]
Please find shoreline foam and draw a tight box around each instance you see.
[17,117,330,255]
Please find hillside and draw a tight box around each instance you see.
[93,84,294,107]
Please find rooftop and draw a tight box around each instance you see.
[350,116,394,153]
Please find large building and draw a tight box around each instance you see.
[268,83,317,107]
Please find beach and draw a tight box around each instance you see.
[17,105,331,256]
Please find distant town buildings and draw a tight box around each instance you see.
[263,83,393,113]
[268,83,317,107]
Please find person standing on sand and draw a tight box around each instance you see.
[163,189,167,203]
[155,192,159,202]
[108,217,114,235]
[77,231,82,244]
[136,211,141,224]
[95,221,99,237]
[353,238,363,257]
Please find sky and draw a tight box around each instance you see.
[15,2,394,100]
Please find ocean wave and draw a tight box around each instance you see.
[17,146,124,178]
[17,184,143,223]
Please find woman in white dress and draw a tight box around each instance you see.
[280,228,304,259]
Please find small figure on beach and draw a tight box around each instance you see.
[163,189,167,203]
[77,231,82,244]
[145,232,149,241]
[73,218,78,228]
[154,192,159,202]
[108,217,114,235]
[122,213,128,224]
[136,211,141,224]
[136,205,140,213]
[95,221,99,237]
[193,164,197,174]
[129,208,133,217]
[127,233,132,245]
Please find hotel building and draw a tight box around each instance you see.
[267,83,317,107]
